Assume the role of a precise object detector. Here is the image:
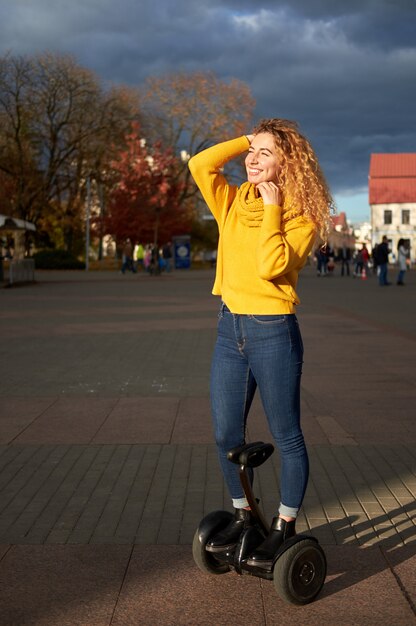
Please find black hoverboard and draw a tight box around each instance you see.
[192,441,327,605]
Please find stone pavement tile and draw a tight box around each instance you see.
[382,545,416,611]
[261,545,416,625]
[154,446,195,544]
[111,545,265,626]
[301,415,329,446]
[63,445,141,545]
[0,397,56,444]
[56,316,217,335]
[63,445,156,545]
[0,544,132,626]
[92,397,180,444]
[110,544,416,626]
[0,445,141,545]
[244,394,330,447]
[13,397,118,444]
[360,446,416,500]
[0,544,10,559]
[170,397,214,444]
[358,430,416,446]
[1,543,413,626]
[1,442,415,548]
[315,415,357,445]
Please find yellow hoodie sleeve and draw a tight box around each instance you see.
[257,206,316,280]
[188,136,250,226]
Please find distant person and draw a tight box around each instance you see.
[396,239,408,286]
[326,245,335,274]
[162,242,173,272]
[338,244,351,276]
[355,243,370,278]
[377,236,390,286]
[361,244,370,276]
[149,244,161,275]
[134,243,145,271]
[353,248,363,277]
[143,244,152,272]
[121,238,136,274]
[315,246,328,276]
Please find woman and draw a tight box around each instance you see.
[397,238,408,285]
[189,118,334,569]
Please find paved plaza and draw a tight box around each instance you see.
[0,263,415,625]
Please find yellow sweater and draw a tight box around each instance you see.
[188,136,316,314]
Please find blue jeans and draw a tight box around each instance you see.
[379,263,388,285]
[397,270,405,284]
[210,303,309,518]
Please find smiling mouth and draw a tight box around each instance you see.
[248,168,262,175]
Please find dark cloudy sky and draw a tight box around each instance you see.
[1,0,415,222]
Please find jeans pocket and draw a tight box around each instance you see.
[248,314,286,325]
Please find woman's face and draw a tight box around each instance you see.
[245,132,281,186]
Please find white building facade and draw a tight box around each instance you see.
[371,202,416,262]
[369,153,416,262]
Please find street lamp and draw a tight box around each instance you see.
[85,176,91,271]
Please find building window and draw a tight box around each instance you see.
[384,210,392,225]
[402,210,410,225]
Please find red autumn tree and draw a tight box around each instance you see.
[105,123,193,246]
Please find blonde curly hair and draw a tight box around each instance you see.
[252,118,336,240]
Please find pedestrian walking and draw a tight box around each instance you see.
[361,243,370,277]
[338,244,351,276]
[149,244,161,275]
[134,242,145,271]
[326,245,335,274]
[162,242,173,273]
[188,117,334,567]
[376,236,391,286]
[353,248,363,277]
[143,244,152,272]
[121,239,136,274]
[315,246,328,276]
[396,239,409,285]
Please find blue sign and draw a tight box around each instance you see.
[173,236,191,269]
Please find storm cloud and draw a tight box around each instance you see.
[1,0,415,220]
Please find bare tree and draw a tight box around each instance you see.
[0,59,254,255]
[139,71,256,203]
[0,54,43,222]
[0,52,140,252]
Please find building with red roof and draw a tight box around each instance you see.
[329,211,355,249]
[369,153,416,261]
